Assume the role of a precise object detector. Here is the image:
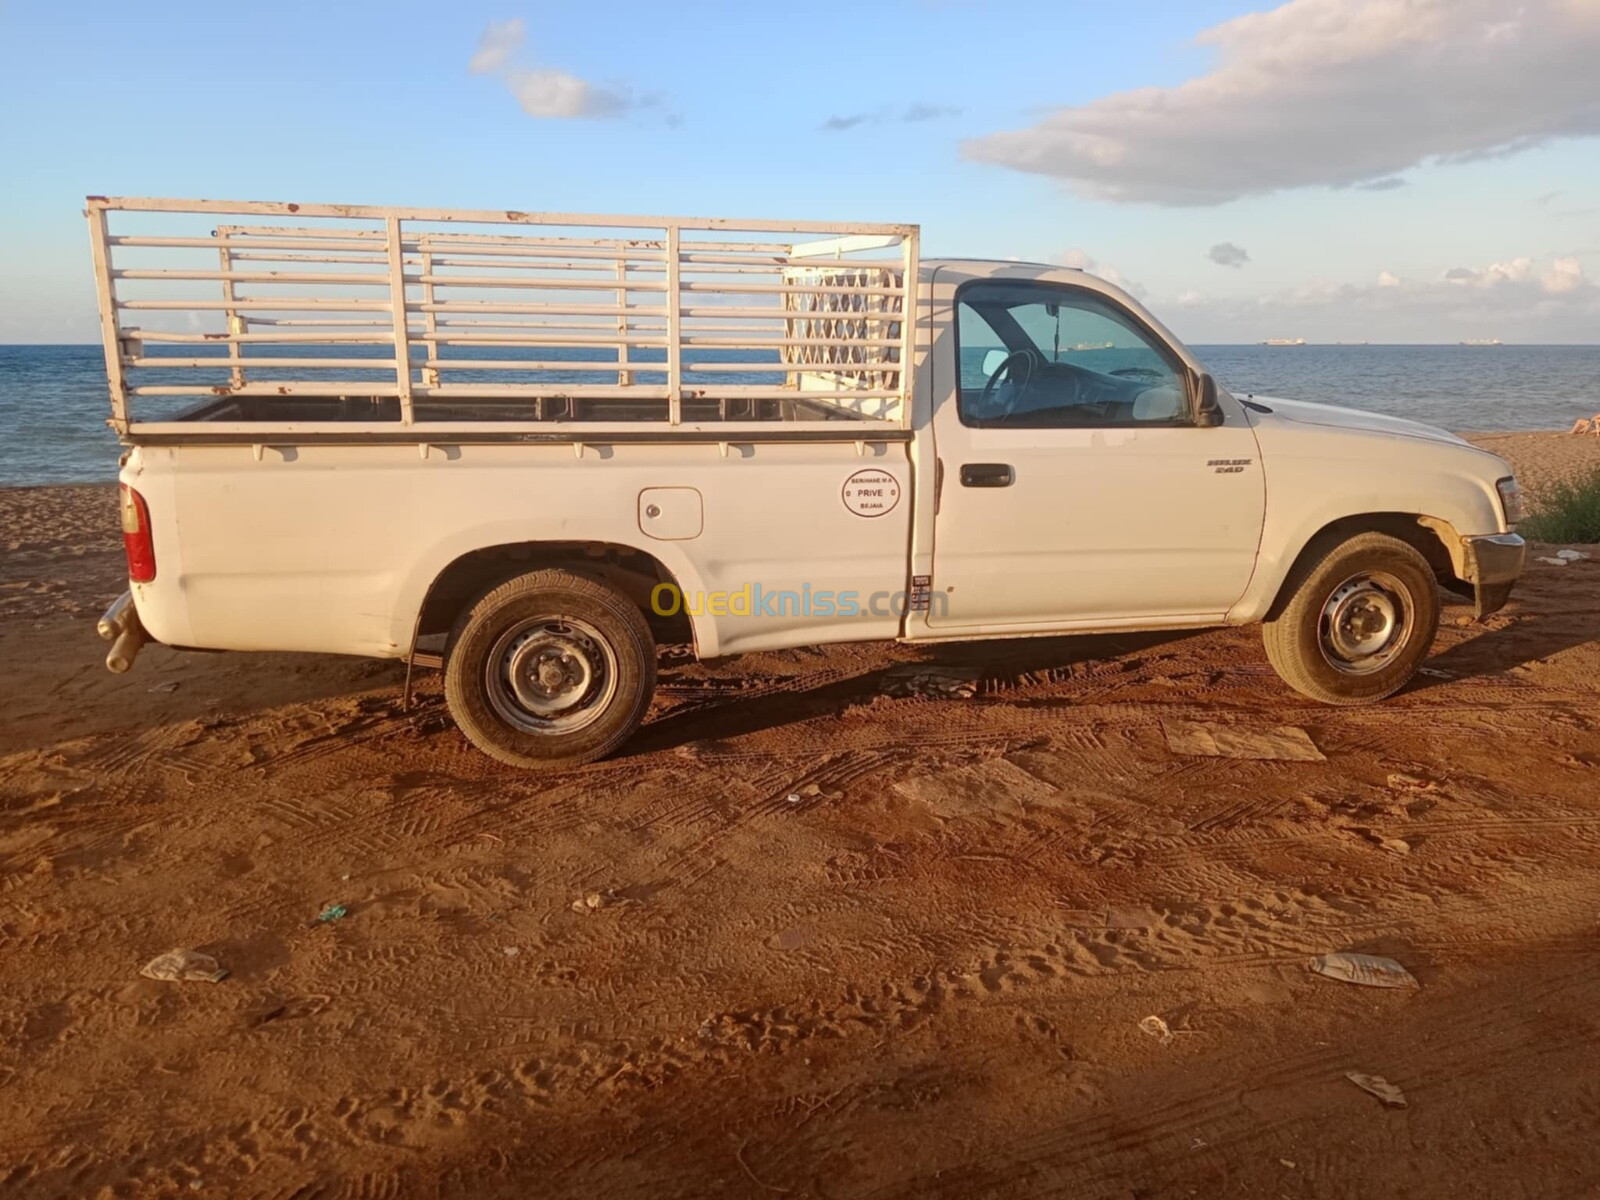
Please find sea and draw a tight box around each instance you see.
[2,342,1598,487]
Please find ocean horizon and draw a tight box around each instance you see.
[3,341,1598,487]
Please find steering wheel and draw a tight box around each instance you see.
[979,349,1038,419]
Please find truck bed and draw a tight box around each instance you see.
[87,197,918,441]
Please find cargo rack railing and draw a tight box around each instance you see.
[85,196,919,440]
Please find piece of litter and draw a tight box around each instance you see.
[1556,549,1589,561]
[1537,556,1569,567]
[147,681,180,693]
[881,663,982,699]
[1280,1160,1297,1170]
[1346,1071,1407,1108]
[1387,772,1437,791]
[315,904,348,923]
[502,946,521,957]
[1139,1015,1174,1043]
[1309,952,1418,989]
[141,948,229,983]
[1352,827,1411,855]
[1416,667,1454,679]
[1163,719,1325,762]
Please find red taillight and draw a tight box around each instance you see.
[120,484,156,583]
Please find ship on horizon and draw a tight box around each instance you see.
[1262,337,1307,347]
[1461,338,1504,347]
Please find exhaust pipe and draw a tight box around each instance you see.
[98,591,134,641]
[106,624,147,674]
[98,590,148,673]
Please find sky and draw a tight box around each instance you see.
[2,0,1598,344]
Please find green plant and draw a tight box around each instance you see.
[1520,466,1600,543]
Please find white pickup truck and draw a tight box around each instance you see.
[88,197,1526,767]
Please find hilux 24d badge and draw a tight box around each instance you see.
[841,469,901,517]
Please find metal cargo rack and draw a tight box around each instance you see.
[86,197,919,442]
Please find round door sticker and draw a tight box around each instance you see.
[841,468,900,518]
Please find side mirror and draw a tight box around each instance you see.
[1195,372,1223,427]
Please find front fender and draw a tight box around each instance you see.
[1228,432,1508,624]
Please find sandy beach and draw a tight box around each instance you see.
[1,431,1598,1199]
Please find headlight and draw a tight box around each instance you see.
[1496,477,1525,527]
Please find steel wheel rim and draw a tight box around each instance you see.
[484,616,619,735]
[1318,570,1412,676]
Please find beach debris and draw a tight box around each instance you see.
[147,680,180,693]
[1139,1015,1174,1043]
[141,948,229,983]
[1309,952,1418,989]
[881,663,982,699]
[502,946,521,958]
[1345,1071,1408,1108]
[1162,719,1325,762]
[315,903,348,923]
[1537,556,1571,567]
[570,889,635,913]
[1556,549,1590,561]
[1387,771,1437,791]
[1352,827,1412,855]
[785,782,841,805]
[767,925,812,951]
[1416,666,1454,679]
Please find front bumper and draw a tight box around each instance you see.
[98,590,148,673]
[1461,533,1526,619]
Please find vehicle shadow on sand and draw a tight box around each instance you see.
[1412,574,1600,692]
[623,630,1196,757]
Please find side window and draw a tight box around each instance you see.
[956,282,1189,428]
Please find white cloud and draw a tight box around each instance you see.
[507,69,631,119]
[469,18,525,75]
[963,0,1600,205]
[1054,248,1145,297]
[1542,256,1586,294]
[1209,242,1250,268]
[470,18,644,120]
[1164,252,1598,342]
[1445,258,1534,288]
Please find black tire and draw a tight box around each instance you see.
[444,568,656,768]
[1262,532,1439,705]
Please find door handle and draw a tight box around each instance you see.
[960,463,1014,488]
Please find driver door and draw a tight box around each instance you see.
[926,271,1265,630]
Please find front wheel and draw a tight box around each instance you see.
[444,569,656,768]
[1262,532,1439,705]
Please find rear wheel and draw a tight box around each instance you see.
[1262,532,1439,705]
[444,569,656,768]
